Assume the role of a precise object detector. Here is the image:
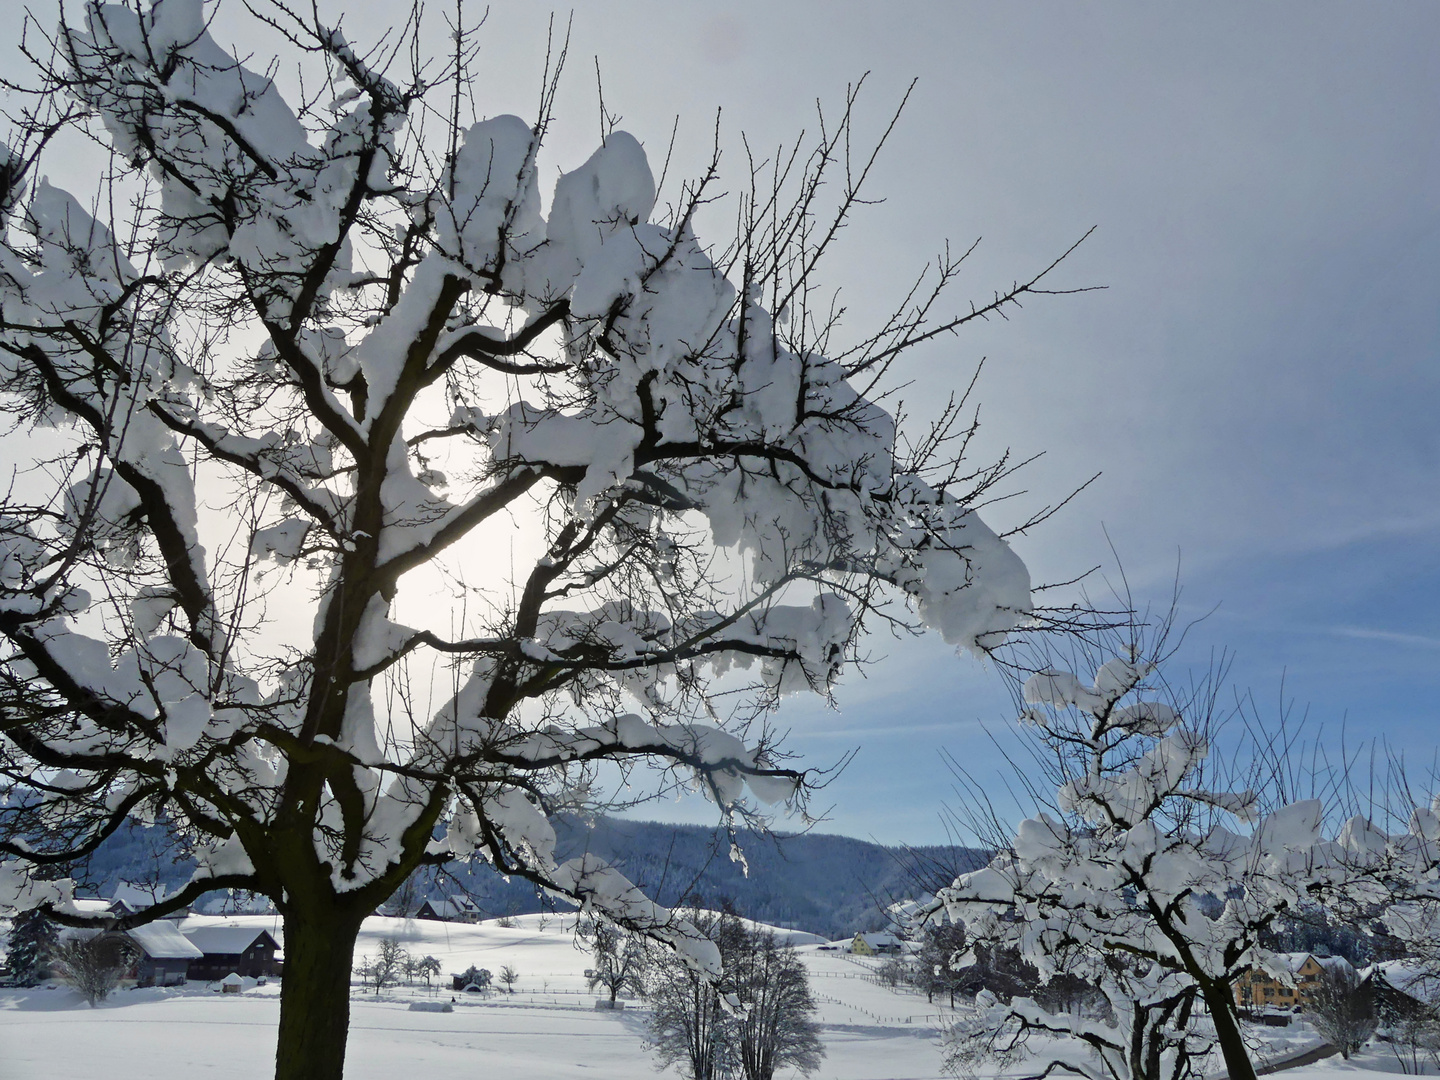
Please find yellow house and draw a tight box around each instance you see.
[850,931,901,956]
[1233,953,1354,1010]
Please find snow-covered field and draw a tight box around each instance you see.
[0,914,950,1079]
[0,913,1422,1080]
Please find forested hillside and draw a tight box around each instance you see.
[75,815,985,939]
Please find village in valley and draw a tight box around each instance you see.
[5,873,1440,1080]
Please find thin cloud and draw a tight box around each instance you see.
[792,719,987,741]
[1326,626,1440,650]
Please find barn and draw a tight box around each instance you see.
[180,925,282,981]
[125,923,203,987]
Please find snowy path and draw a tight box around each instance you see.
[0,990,669,1080]
[1207,1040,1341,1080]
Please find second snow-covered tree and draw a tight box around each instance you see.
[932,628,1362,1080]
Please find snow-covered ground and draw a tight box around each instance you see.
[0,913,1422,1080]
[0,914,949,1079]
[1265,1056,1440,1080]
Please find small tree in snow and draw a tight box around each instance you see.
[55,932,135,1005]
[415,954,440,989]
[0,1,1089,1077]
[582,917,648,1004]
[932,620,1359,1080]
[355,937,407,995]
[915,920,971,1006]
[498,964,520,994]
[645,911,823,1080]
[387,870,425,921]
[645,910,744,1080]
[1382,1004,1440,1076]
[877,953,909,988]
[6,908,58,986]
[1306,964,1377,1059]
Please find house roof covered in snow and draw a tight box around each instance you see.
[422,896,481,919]
[1266,952,1355,980]
[128,921,203,960]
[1370,961,1440,1005]
[110,882,176,910]
[66,898,117,916]
[180,925,276,955]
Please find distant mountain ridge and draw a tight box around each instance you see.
[75,815,987,939]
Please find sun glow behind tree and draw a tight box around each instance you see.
[0,1,1100,1078]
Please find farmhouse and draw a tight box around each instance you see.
[180,924,282,981]
[54,901,202,987]
[416,896,483,923]
[69,897,135,919]
[68,886,188,921]
[850,931,902,956]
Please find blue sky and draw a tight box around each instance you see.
[6,2,1436,846]
[479,1,1439,843]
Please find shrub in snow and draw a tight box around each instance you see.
[582,916,648,1004]
[1305,963,1377,1059]
[55,933,136,1006]
[0,1,1089,1077]
[498,964,520,993]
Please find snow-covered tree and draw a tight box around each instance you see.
[355,936,406,995]
[582,916,648,1004]
[0,2,1085,1077]
[931,625,1357,1080]
[6,907,58,986]
[457,964,491,991]
[54,931,135,1005]
[728,924,825,1080]
[1306,963,1377,1059]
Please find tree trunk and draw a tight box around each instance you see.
[274,911,363,1080]
[1199,979,1257,1080]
